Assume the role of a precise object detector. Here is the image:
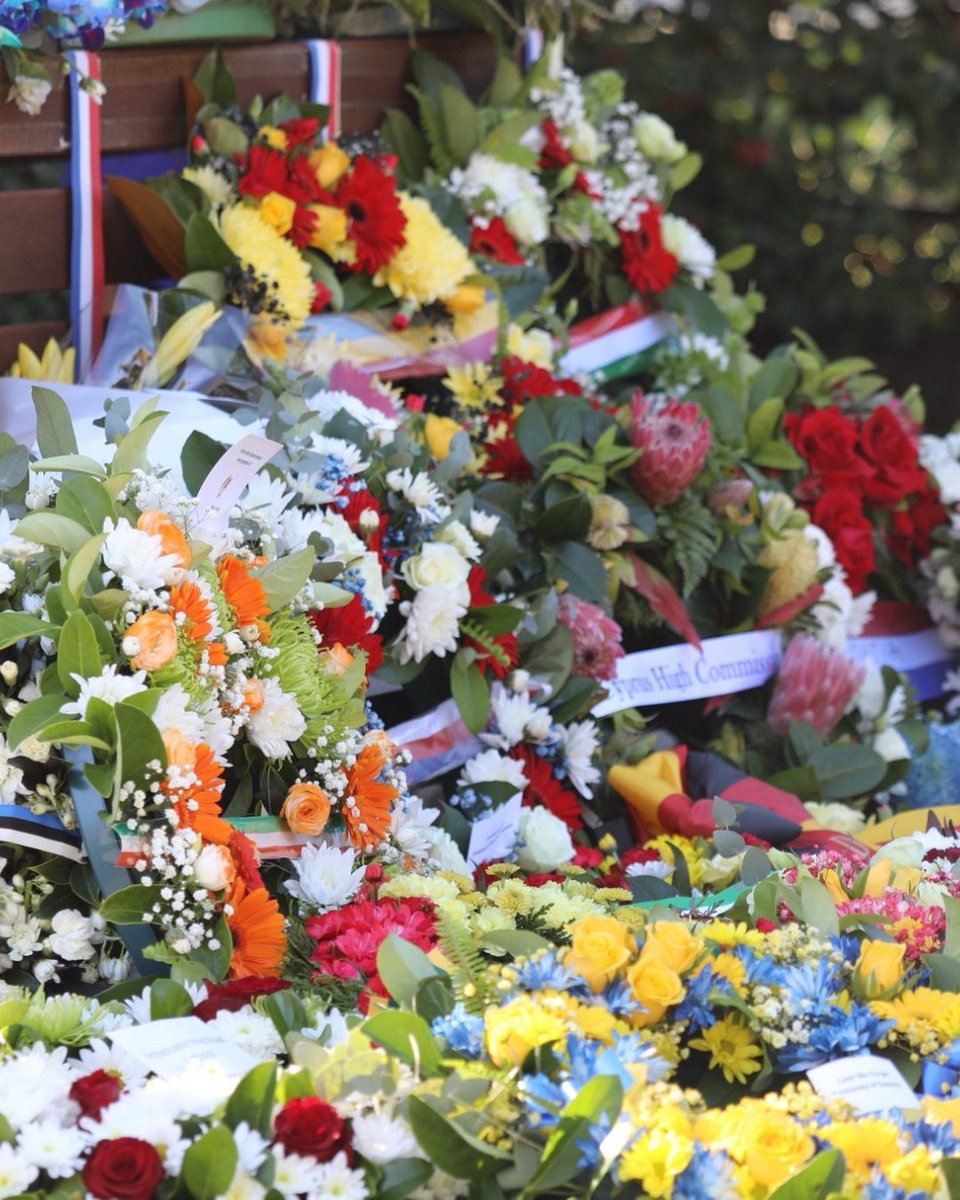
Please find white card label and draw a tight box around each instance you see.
[467,794,522,868]
[109,1016,261,1079]
[807,1054,918,1114]
[195,433,283,531]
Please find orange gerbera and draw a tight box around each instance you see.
[206,642,228,667]
[217,554,269,626]
[226,882,286,978]
[168,742,232,845]
[342,742,396,853]
[168,579,214,642]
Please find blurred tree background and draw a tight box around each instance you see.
[575,0,960,429]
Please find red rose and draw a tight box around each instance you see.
[785,406,867,490]
[572,846,605,869]
[82,1138,165,1200]
[193,976,290,1022]
[273,1096,353,1163]
[812,489,876,594]
[69,1070,122,1121]
[887,481,947,567]
[279,116,320,149]
[859,405,925,506]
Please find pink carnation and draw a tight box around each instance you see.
[767,634,866,737]
[557,595,625,682]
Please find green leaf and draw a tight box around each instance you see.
[438,84,479,163]
[100,883,157,924]
[64,534,106,600]
[262,989,307,1040]
[202,115,249,159]
[786,721,824,765]
[114,701,167,802]
[112,412,167,477]
[482,930,551,957]
[16,511,89,554]
[0,612,56,651]
[662,280,728,337]
[0,441,29,492]
[363,1011,442,1074]
[32,386,78,457]
[193,48,236,106]
[798,876,839,937]
[185,212,237,274]
[32,453,106,477]
[377,933,440,1007]
[378,1159,433,1200]
[407,1096,511,1178]
[523,1076,623,1195]
[944,895,960,960]
[748,354,799,411]
[7,693,66,751]
[182,1124,237,1200]
[466,603,523,636]
[225,1062,277,1137]
[149,978,195,1020]
[750,440,806,470]
[56,610,103,695]
[55,475,118,534]
[521,625,574,695]
[188,916,232,983]
[670,151,702,190]
[253,548,315,611]
[451,653,490,734]
[181,430,226,497]
[485,54,521,106]
[809,744,887,801]
[746,397,784,451]
[382,108,429,183]
[768,1149,845,1200]
[543,541,607,604]
[716,243,756,272]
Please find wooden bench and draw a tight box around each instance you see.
[0,33,495,368]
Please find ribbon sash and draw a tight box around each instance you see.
[303,39,342,140]
[65,50,105,380]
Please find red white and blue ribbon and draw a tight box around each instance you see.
[65,50,105,381]
[522,28,545,70]
[303,39,342,140]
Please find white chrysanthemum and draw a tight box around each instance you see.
[46,910,98,961]
[560,720,600,798]
[0,564,14,598]
[805,801,867,836]
[209,1009,284,1060]
[625,858,674,880]
[15,1119,85,1179]
[0,734,25,804]
[411,1169,469,1200]
[389,796,441,859]
[183,164,234,209]
[246,677,306,759]
[219,1166,268,1200]
[516,808,575,872]
[351,1114,420,1165]
[395,583,469,663]
[304,389,398,439]
[271,1148,330,1199]
[422,826,470,876]
[920,434,960,505]
[450,153,549,247]
[435,521,481,562]
[152,684,207,743]
[232,1122,270,1174]
[60,666,148,718]
[482,687,551,750]
[385,468,449,522]
[196,694,236,760]
[312,1151,369,1200]
[458,750,528,793]
[0,1142,39,1198]
[77,1037,148,1085]
[0,512,42,560]
[283,844,365,910]
[309,434,369,477]
[660,214,716,287]
[241,472,296,527]
[469,509,500,539]
[102,517,183,590]
[0,1045,74,1131]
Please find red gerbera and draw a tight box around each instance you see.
[306,896,437,983]
[238,144,289,199]
[308,595,383,674]
[464,566,518,679]
[619,203,678,295]
[470,217,525,266]
[335,156,407,275]
[500,355,582,405]
[229,827,264,892]
[539,118,573,169]
[285,153,325,205]
[479,433,532,481]
[311,279,333,314]
[288,204,319,250]
[510,744,583,831]
[279,116,321,149]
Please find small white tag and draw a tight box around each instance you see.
[467,794,522,868]
[807,1054,918,1114]
[195,433,283,531]
[109,1016,261,1079]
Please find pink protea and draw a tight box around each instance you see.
[630,392,712,506]
[767,634,866,737]
[557,594,625,682]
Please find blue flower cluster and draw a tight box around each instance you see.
[1,0,166,49]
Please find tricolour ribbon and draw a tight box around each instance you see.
[0,804,82,862]
[303,39,342,140]
[559,298,676,381]
[65,50,105,381]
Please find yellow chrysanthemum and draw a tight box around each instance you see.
[182,164,233,210]
[484,996,568,1067]
[620,1119,694,1198]
[689,1015,763,1084]
[884,1146,940,1195]
[820,1117,902,1183]
[374,193,475,308]
[695,919,766,950]
[711,952,747,992]
[443,361,503,409]
[217,203,314,331]
[757,529,820,615]
[872,986,960,1052]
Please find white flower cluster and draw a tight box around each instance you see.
[394,523,482,663]
[0,864,104,984]
[448,153,550,247]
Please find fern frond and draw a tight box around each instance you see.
[658,495,721,597]
[435,908,496,1014]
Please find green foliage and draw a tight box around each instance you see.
[657,494,722,597]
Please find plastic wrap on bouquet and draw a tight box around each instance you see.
[285,300,500,381]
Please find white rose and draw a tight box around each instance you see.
[506,325,554,368]
[504,196,549,247]
[872,726,910,763]
[660,214,716,287]
[634,112,687,163]
[566,120,601,163]
[402,542,471,592]
[193,844,235,892]
[873,836,924,869]
[516,808,575,872]
[47,910,97,961]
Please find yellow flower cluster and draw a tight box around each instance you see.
[374,193,480,312]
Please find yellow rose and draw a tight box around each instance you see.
[310,142,350,188]
[853,939,906,999]
[259,125,287,150]
[484,997,567,1067]
[626,957,685,1027]
[564,915,636,993]
[424,414,462,462]
[307,203,349,254]
[743,1111,815,1189]
[640,921,703,974]
[862,859,923,898]
[819,867,848,905]
[444,284,485,315]
[259,191,297,237]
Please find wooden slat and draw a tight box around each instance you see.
[0,321,69,371]
[0,32,495,158]
[0,190,70,293]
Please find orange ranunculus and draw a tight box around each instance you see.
[342,742,396,853]
[320,643,354,675]
[217,554,269,626]
[126,611,178,671]
[281,782,331,836]
[161,728,198,772]
[226,882,286,978]
[243,678,265,713]
[137,510,191,568]
[168,578,214,642]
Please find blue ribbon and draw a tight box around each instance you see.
[921,1039,960,1096]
